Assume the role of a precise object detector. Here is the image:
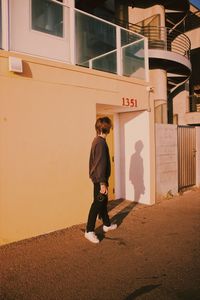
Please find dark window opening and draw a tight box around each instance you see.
[32,0,63,37]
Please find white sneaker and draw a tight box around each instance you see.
[84,231,99,244]
[103,224,117,232]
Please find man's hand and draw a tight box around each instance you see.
[100,184,108,195]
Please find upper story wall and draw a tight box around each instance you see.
[9,0,71,63]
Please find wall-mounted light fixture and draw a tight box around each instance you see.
[146,86,154,92]
[8,56,23,73]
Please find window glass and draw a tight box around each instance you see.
[75,11,116,68]
[32,0,63,37]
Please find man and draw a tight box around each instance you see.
[85,117,117,244]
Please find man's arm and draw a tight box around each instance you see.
[93,141,108,186]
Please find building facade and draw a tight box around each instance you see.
[0,0,199,245]
[0,0,155,244]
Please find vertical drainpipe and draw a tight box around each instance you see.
[168,91,174,124]
[144,36,149,83]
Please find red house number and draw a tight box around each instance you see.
[122,97,138,108]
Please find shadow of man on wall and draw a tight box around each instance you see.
[129,140,145,202]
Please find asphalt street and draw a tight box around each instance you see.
[0,188,200,300]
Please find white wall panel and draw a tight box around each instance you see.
[119,111,151,204]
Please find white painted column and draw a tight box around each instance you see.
[150,5,167,123]
[173,89,190,125]
[150,69,168,123]
[116,26,122,76]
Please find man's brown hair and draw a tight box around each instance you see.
[95,117,112,135]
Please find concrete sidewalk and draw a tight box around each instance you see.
[0,188,200,300]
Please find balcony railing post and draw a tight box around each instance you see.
[69,0,76,65]
[116,26,122,76]
[89,59,92,69]
[1,0,9,50]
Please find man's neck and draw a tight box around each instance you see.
[98,133,107,139]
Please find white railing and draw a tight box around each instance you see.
[89,49,117,68]
[75,8,148,80]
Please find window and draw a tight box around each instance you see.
[32,0,63,37]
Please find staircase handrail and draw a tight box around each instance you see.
[103,17,191,58]
[139,26,191,58]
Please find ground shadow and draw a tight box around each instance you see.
[96,200,138,241]
[129,140,145,202]
[81,198,137,239]
[124,284,161,300]
[107,198,125,212]
[109,201,138,227]
[176,288,200,300]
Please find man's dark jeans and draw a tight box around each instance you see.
[86,183,111,232]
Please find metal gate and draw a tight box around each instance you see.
[178,126,196,191]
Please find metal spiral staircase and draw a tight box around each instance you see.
[184,9,200,114]
[112,18,191,95]
[130,1,192,122]
[124,0,192,121]
[128,1,192,100]
[76,0,192,121]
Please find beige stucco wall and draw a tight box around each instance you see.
[0,51,150,244]
[173,90,189,125]
[129,5,165,27]
[173,90,189,115]
[185,112,200,125]
[155,124,178,200]
[185,28,200,50]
